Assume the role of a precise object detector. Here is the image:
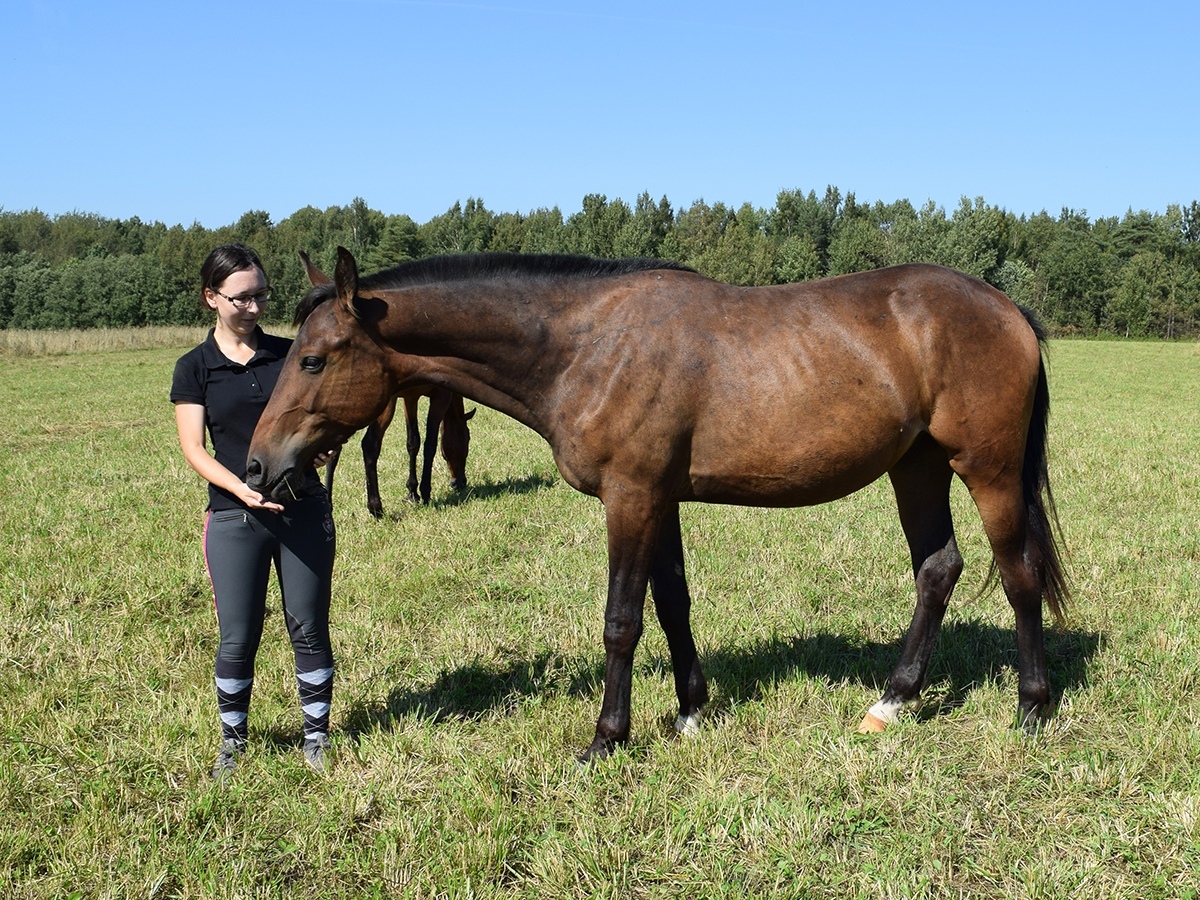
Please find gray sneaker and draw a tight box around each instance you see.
[211,738,245,781]
[303,734,331,773]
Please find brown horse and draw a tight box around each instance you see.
[248,248,1068,761]
[322,386,474,516]
[301,251,475,516]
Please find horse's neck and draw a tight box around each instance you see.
[379,283,559,433]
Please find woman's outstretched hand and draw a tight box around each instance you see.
[238,482,285,512]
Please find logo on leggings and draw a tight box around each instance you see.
[323,511,334,539]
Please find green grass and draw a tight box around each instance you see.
[1,339,1198,898]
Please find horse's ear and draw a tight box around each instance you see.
[299,249,333,287]
[334,246,360,316]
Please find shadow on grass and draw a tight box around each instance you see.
[699,621,1102,724]
[364,472,560,522]
[436,472,559,506]
[342,649,574,736]
[341,620,1102,738]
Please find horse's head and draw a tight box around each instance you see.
[246,247,397,501]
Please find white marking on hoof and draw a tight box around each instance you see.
[857,698,902,733]
[674,713,702,738]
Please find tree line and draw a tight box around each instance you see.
[3,189,1199,338]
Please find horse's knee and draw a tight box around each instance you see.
[603,617,643,655]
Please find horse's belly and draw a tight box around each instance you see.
[685,425,912,507]
[687,464,885,507]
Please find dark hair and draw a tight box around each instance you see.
[199,243,265,307]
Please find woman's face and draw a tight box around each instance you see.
[204,266,271,337]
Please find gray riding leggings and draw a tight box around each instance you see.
[202,499,336,741]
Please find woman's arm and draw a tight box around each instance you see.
[174,402,284,512]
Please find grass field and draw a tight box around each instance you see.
[1,336,1198,898]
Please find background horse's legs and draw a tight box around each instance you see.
[440,396,472,492]
[360,421,386,518]
[322,443,340,500]
[419,391,452,504]
[861,437,963,732]
[583,498,665,762]
[648,503,708,736]
[403,394,421,503]
[362,398,397,519]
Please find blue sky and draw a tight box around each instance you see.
[3,0,1197,229]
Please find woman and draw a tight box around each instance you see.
[171,243,337,779]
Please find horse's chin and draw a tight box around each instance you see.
[265,468,303,501]
[246,462,303,501]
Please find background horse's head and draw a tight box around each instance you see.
[246,247,397,501]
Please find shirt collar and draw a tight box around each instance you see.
[199,326,281,369]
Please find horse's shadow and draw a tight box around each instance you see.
[699,621,1101,723]
[341,620,1102,737]
[374,472,559,522]
[439,472,558,505]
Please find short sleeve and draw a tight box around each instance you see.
[170,350,206,405]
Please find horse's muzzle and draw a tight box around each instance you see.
[244,456,296,501]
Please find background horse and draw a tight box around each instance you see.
[248,248,1068,761]
[322,385,474,516]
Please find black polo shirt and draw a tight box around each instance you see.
[171,327,323,510]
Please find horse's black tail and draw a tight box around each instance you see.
[976,306,1069,623]
[1017,306,1070,624]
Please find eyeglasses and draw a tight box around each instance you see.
[213,287,272,309]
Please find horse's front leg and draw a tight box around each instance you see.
[582,497,665,762]
[649,503,708,736]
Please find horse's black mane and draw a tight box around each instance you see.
[366,252,692,290]
[294,252,694,325]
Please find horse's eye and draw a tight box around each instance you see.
[300,356,325,372]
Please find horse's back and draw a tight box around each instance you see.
[562,263,1042,506]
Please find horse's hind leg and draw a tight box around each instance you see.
[860,436,963,732]
[648,503,708,736]
[968,480,1051,729]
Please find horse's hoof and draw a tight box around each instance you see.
[674,713,702,738]
[576,744,612,767]
[856,712,889,734]
[1016,707,1047,735]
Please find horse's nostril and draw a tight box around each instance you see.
[246,458,262,478]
